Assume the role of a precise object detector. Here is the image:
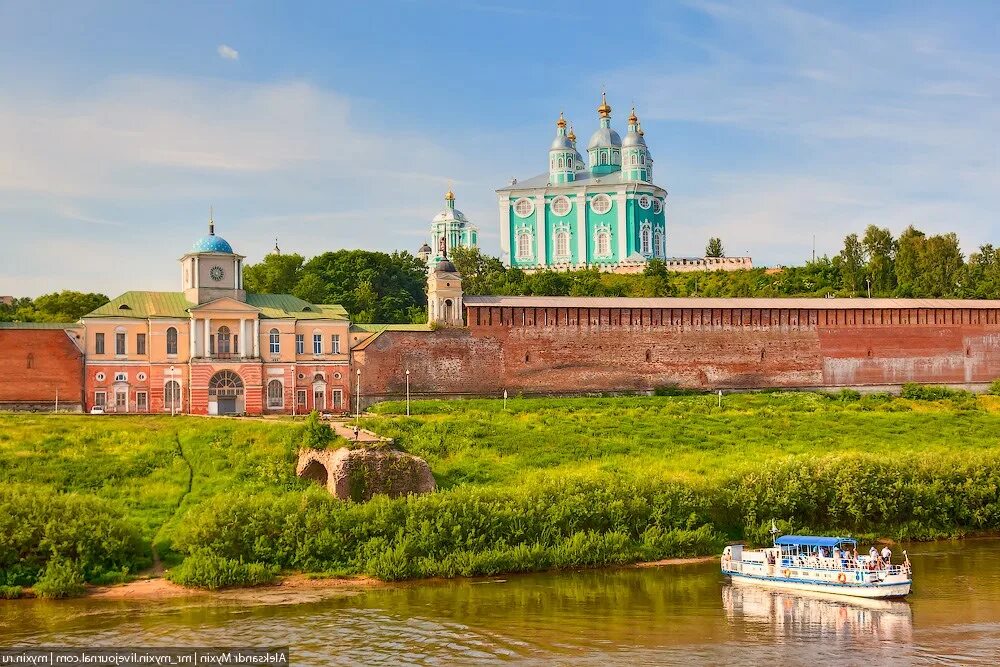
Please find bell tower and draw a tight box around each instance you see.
[180,212,246,304]
[427,236,464,326]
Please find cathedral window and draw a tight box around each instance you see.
[595,230,612,257]
[551,196,571,217]
[568,157,573,169]
[654,230,664,258]
[630,154,637,166]
[638,195,651,209]
[599,152,608,166]
[516,230,533,260]
[641,224,652,256]
[513,198,534,218]
[266,380,284,409]
[652,198,662,214]
[555,230,570,259]
[269,328,280,354]
[557,156,564,168]
[590,194,612,215]
[166,327,178,355]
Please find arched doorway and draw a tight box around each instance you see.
[299,459,329,487]
[208,370,244,415]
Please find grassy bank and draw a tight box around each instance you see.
[3,390,1000,592]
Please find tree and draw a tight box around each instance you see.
[301,411,335,449]
[861,225,896,295]
[894,226,926,297]
[705,237,725,258]
[243,253,304,294]
[835,233,866,295]
[292,273,328,304]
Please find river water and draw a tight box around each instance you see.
[3,539,999,665]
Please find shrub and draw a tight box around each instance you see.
[900,383,970,400]
[989,379,1000,396]
[32,558,86,598]
[168,550,278,590]
[301,411,335,450]
[829,389,861,402]
[0,585,23,599]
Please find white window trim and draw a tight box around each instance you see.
[114,372,128,383]
[513,197,535,219]
[652,198,662,214]
[515,228,534,260]
[266,378,284,408]
[638,195,651,210]
[590,194,613,215]
[553,224,572,260]
[594,226,613,258]
[640,221,653,256]
[94,391,107,407]
[551,195,571,217]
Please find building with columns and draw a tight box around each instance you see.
[81,220,354,415]
[418,189,479,266]
[497,95,669,273]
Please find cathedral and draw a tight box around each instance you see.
[496,95,669,273]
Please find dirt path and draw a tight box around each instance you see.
[329,419,390,445]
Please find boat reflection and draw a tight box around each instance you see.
[722,583,913,642]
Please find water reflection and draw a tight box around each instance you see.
[723,583,913,643]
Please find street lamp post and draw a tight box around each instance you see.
[355,369,361,422]
[405,369,410,417]
[866,278,872,299]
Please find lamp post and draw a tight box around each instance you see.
[355,368,361,422]
[866,278,872,299]
[405,368,410,416]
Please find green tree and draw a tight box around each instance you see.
[836,233,866,295]
[705,237,725,258]
[292,273,328,304]
[894,226,926,297]
[243,253,305,294]
[861,226,896,295]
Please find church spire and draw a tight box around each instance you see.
[208,206,215,236]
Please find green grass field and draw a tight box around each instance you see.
[3,390,1000,591]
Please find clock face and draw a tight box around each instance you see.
[210,266,225,282]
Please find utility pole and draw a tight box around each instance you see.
[405,368,411,417]
[355,369,361,423]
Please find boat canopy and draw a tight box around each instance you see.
[775,535,855,547]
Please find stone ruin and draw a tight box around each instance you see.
[296,447,436,502]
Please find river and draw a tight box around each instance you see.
[3,539,999,665]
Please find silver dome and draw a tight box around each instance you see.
[432,208,469,223]
[622,129,647,148]
[587,127,622,150]
[550,135,574,150]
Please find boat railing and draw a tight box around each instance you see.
[779,557,908,576]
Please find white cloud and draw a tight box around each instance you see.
[217,44,239,61]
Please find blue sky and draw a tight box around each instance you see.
[1,0,997,296]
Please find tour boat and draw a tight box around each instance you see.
[721,533,912,599]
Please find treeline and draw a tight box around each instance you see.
[243,249,427,323]
[0,291,109,323]
[450,224,1000,299]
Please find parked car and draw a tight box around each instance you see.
[89,406,105,415]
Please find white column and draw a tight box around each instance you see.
[189,318,196,357]
[498,194,511,266]
[239,318,247,357]
[253,318,260,357]
[204,318,211,357]
[616,192,627,260]
[534,194,546,267]
[576,193,587,265]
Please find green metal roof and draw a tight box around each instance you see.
[83,291,348,321]
[83,292,193,319]
[0,321,80,329]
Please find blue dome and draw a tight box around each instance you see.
[192,235,234,253]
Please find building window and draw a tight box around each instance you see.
[590,194,612,215]
[331,334,341,354]
[166,327,178,355]
[630,154,637,166]
[516,230,533,260]
[115,331,126,356]
[164,381,181,412]
[567,157,573,169]
[513,198,534,218]
[551,195,571,217]
[95,372,106,382]
[599,152,608,166]
[136,333,146,355]
[296,334,304,355]
[596,230,612,257]
[208,370,244,397]
[557,156,564,168]
[652,198,662,214]
[638,195,651,209]
[94,391,106,407]
[332,389,343,410]
[95,333,105,354]
[114,372,127,382]
[217,326,231,355]
[136,391,148,412]
[554,230,570,259]
[269,328,280,354]
[313,333,322,355]
[266,379,283,408]
[296,389,307,410]
[26,353,34,369]
[641,224,652,255]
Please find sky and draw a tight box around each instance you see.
[0,0,997,297]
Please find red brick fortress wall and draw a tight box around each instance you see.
[0,328,85,410]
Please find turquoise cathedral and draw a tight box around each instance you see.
[496,95,667,272]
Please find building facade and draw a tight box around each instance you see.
[497,96,669,272]
[80,221,356,415]
[418,190,479,265]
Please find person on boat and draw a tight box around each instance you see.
[881,545,892,566]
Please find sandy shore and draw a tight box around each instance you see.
[77,556,718,603]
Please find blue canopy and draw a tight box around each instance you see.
[775,535,855,547]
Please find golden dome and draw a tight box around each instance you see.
[567,125,576,142]
[628,106,638,125]
[597,92,612,118]
[556,111,567,128]
[444,189,455,201]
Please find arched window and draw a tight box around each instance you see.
[596,230,611,257]
[516,231,532,259]
[164,380,181,411]
[266,379,283,408]
[166,327,178,355]
[269,328,280,354]
[217,326,231,355]
[599,152,608,165]
[654,230,664,258]
[640,153,645,165]
[557,156,564,168]
[568,157,573,169]
[443,299,453,322]
[641,226,652,255]
[208,370,243,397]
[555,230,570,258]
[630,154,637,166]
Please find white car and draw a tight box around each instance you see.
[89,406,105,415]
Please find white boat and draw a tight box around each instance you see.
[721,534,912,599]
